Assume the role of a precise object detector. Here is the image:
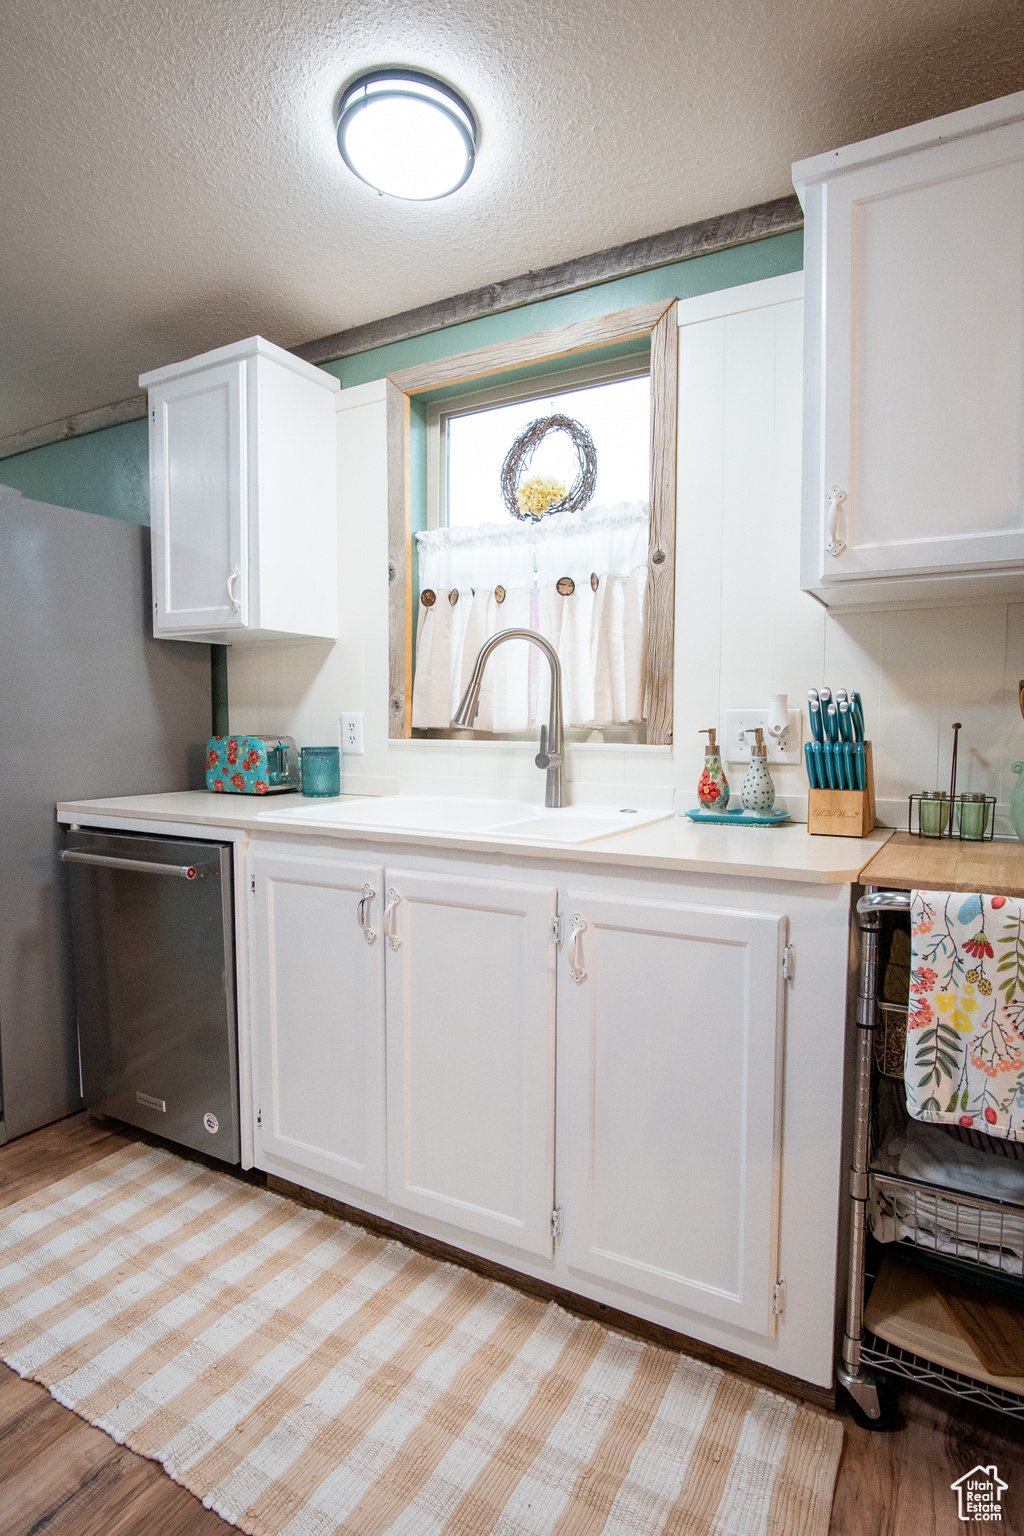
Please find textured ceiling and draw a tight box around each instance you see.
[2,0,1023,437]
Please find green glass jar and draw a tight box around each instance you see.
[919,790,950,838]
[957,792,990,841]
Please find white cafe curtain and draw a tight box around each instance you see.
[412,502,648,732]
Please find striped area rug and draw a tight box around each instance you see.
[0,1145,842,1536]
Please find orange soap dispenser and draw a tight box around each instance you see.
[698,728,729,810]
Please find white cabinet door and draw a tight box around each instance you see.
[811,117,1024,586]
[253,846,386,1195]
[561,892,786,1335]
[149,359,246,633]
[384,868,557,1257]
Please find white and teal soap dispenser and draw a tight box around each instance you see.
[740,727,776,814]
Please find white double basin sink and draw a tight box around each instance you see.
[258,794,671,845]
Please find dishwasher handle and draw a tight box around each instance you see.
[60,849,202,880]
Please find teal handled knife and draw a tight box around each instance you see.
[851,691,865,741]
[804,741,819,787]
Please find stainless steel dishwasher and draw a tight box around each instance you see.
[62,827,240,1164]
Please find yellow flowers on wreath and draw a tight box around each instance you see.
[516,474,568,516]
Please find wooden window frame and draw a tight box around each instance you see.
[387,298,677,743]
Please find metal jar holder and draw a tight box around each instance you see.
[908,722,995,839]
[907,791,996,841]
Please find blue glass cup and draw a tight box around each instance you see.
[300,746,341,797]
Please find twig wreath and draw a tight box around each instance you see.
[500,413,598,521]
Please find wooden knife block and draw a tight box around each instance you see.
[807,741,876,837]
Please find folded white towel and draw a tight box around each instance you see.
[870,1118,1024,1273]
[875,1119,1024,1202]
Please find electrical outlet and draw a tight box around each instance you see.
[724,708,802,764]
[340,712,364,755]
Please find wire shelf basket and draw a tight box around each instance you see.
[873,1002,907,1079]
[868,1168,1024,1277]
[861,1332,1024,1419]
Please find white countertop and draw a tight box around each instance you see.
[56,791,894,884]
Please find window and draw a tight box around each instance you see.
[412,361,653,741]
[386,300,677,744]
[429,359,650,528]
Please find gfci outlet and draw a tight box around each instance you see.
[723,708,802,764]
[340,712,364,755]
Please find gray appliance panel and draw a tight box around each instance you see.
[0,484,210,1141]
[66,828,240,1164]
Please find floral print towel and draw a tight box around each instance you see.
[907,890,1024,1142]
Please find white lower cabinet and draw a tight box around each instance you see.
[383,868,557,1258]
[248,841,842,1385]
[252,847,558,1258]
[559,892,786,1336]
[252,846,386,1195]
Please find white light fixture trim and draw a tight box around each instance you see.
[337,70,477,201]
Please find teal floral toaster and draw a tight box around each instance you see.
[205,736,300,794]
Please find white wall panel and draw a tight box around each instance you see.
[229,270,1024,833]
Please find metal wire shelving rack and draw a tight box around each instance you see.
[858,1336,1024,1417]
[841,889,1024,1426]
[869,1167,1024,1277]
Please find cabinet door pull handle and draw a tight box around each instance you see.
[568,915,587,983]
[227,566,242,611]
[383,888,402,950]
[357,883,377,945]
[825,487,847,558]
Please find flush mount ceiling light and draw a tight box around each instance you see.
[336,69,477,201]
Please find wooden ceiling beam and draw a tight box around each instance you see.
[0,194,801,461]
[294,194,802,367]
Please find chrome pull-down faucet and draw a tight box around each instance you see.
[452,629,566,808]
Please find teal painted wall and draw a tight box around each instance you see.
[0,417,149,525]
[324,230,802,388]
[0,229,802,525]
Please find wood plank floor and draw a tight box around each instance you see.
[1,1114,1022,1536]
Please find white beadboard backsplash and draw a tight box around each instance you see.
[228,273,1024,833]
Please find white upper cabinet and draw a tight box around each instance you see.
[795,90,1024,606]
[141,335,339,643]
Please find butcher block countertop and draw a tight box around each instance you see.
[859,831,1024,897]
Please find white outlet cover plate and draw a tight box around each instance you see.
[340,712,364,755]
[723,708,802,763]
